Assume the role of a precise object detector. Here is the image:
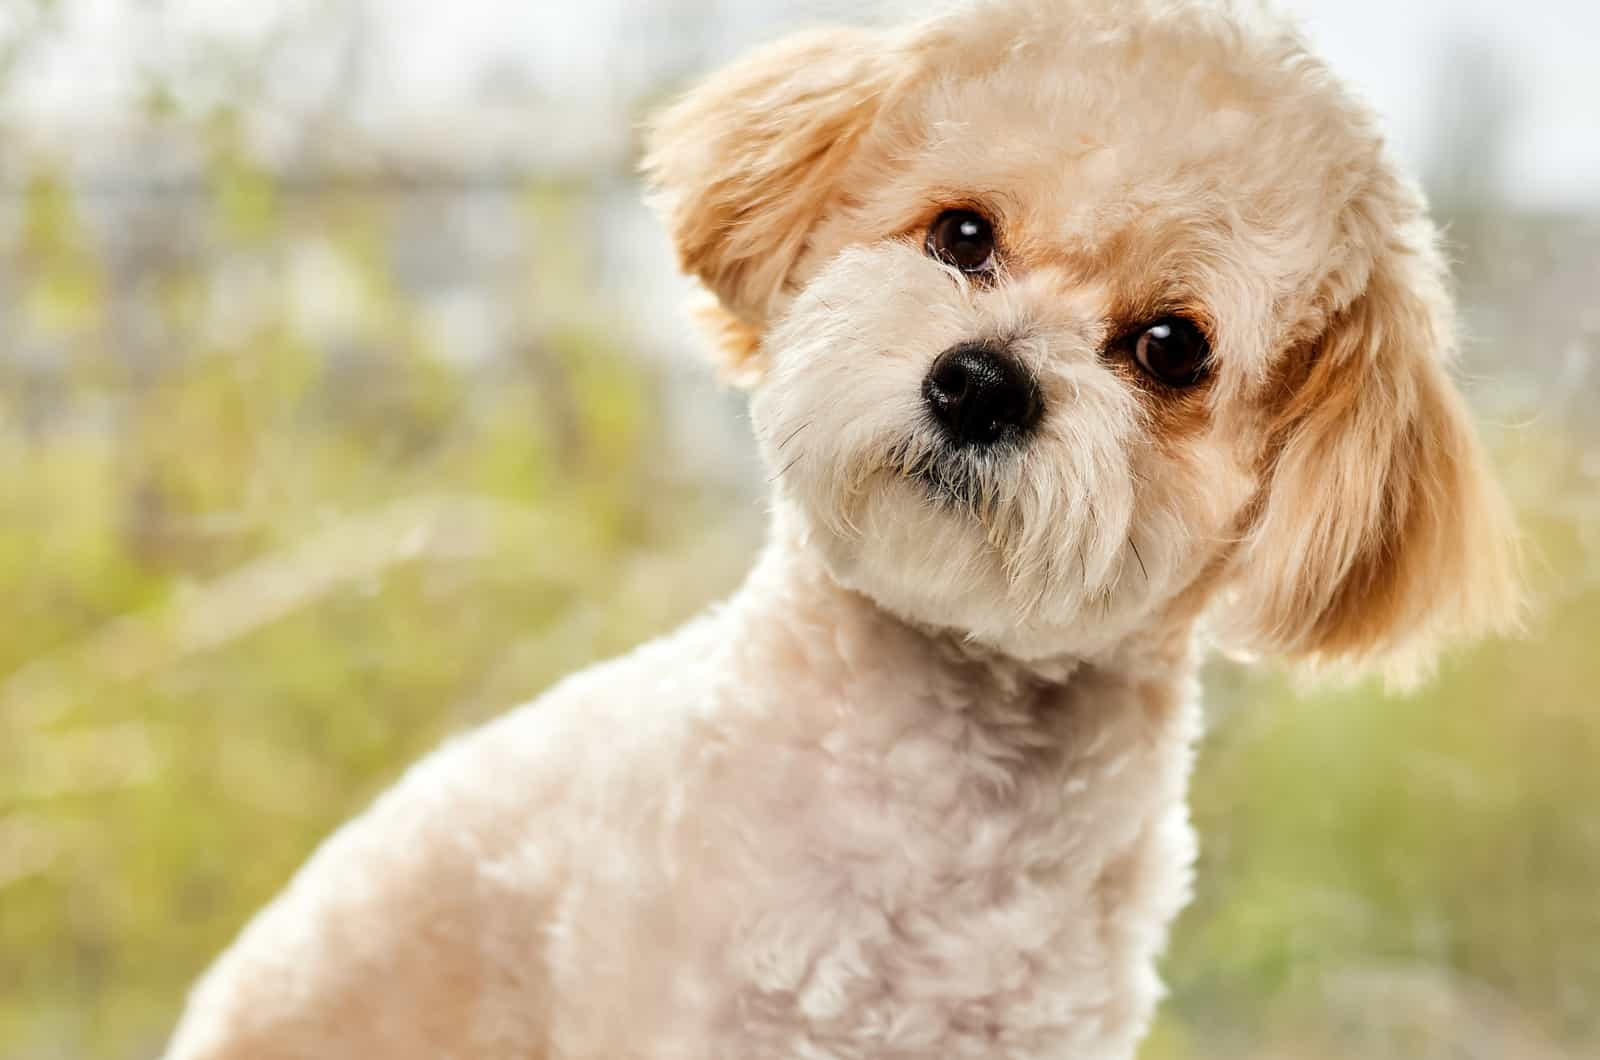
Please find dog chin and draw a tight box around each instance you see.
[787,475,1100,664]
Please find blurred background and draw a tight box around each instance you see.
[1,1,1596,1057]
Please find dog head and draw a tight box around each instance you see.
[646,0,1519,679]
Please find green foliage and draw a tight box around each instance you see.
[1148,437,1600,1057]
[0,143,749,1058]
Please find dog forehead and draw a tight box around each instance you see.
[909,38,1353,236]
[862,29,1377,376]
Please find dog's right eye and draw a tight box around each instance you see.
[926,210,997,275]
[1128,317,1211,389]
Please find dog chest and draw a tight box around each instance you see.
[678,694,1195,1058]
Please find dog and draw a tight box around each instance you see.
[165,1,1520,1057]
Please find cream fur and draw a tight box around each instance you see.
[165,2,1520,1058]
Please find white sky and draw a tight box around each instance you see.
[4,0,1597,210]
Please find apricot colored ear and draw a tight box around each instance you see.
[1229,207,1519,684]
[644,28,899,382]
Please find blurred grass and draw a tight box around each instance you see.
[1147,428,1600,1057]
[2,55,1598,1060]
[0,152,758,1057]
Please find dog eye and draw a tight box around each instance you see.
[926,209,997,274]
[1130,317,1210,388]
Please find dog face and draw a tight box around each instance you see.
[647,0,1519,675]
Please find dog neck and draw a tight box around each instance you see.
[717,523,1202,776]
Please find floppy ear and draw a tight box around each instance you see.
[1228,198,1521,684]
[644,27,902,382]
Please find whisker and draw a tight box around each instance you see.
[769,453,805,484]
[775,421,812,453]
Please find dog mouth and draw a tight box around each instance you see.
[915,460,983,510]
[888,439,1001,516]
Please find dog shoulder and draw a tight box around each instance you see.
[162,617,729,1059]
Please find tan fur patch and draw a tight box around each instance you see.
[644,28,913,378]
[1229,240,1522,682]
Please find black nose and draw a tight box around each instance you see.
[922,341,1043,447]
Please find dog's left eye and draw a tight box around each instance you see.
[1128,317,1211,388]
[926,209,997,275]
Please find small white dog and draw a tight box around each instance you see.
[167,2,1520,1057]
